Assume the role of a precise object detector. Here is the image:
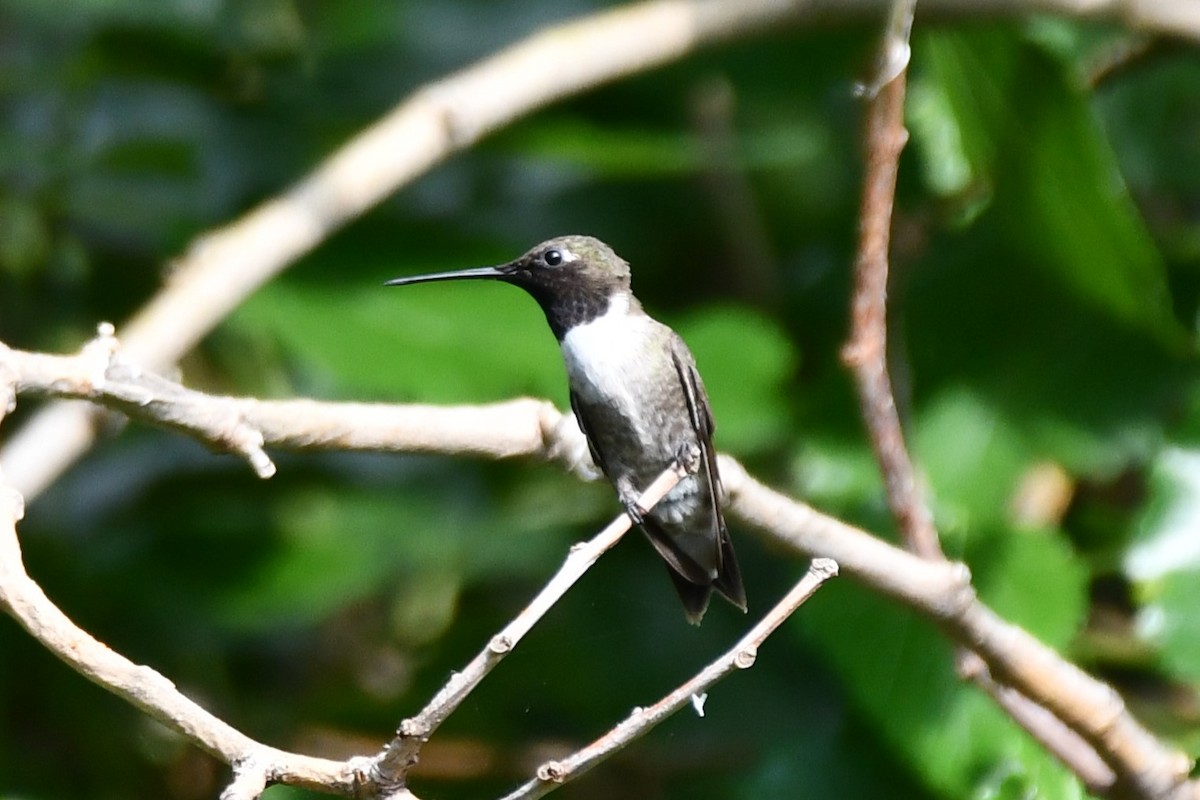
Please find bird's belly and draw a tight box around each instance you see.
[560,310,706,512]
[654,473,706,524]
[561,317,673,446]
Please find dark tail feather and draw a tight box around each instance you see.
[712,522,747,611]
[640,515,747,624]
[665,566,713,626]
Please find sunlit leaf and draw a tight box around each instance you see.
[1139,568,1200,685]
[1128,447,1200,684]
[914,387,1029,549]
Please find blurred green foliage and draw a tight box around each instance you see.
[2,2,1199,799]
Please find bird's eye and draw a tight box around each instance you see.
[543,249,564,267]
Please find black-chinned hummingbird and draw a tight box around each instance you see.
[386,235,746,624]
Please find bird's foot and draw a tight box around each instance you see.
[622,498,648,525]
[674,442,703,476]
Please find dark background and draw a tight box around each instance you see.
[2,2,1199,798]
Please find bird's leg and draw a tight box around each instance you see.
[616,478,647,525]
[673,442,703,476]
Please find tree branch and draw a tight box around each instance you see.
[0,338,1192,799]
[0,333,586,478]
[0,398,683,799]
[723,459,1196,800]
[836,3,1199,796]
[499,558,839,800]
[371,465,687,789]
[0,1,1196,795]
[842,0,940,560]
[0,467,363,796]
[957,651,1118,794]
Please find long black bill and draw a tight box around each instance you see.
[384,265,509,287]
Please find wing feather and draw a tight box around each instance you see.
[671,339,746,610]
[569,389,610,479]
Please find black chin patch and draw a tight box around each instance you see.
[512,270,612,340]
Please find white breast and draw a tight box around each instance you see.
[560,293,652,423]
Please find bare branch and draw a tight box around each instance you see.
[722,458,1196,799]
[0,376,672,798]
[220,763,269,800]
[0,0,1192,796]
[0,334,590,478]
[500,558,838,800]
[371,465,687,787]
[836,3,1192,796]
[4,327,276,478]
[1,340,1192,799]
[0,0,796,502]
[0,476,362,797]
[856,0,917,97]
[842,0,940,560]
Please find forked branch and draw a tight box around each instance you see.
[840,2,1194,797]
[371,465,688,788]
[500,558,838,800]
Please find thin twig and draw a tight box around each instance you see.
[372,464,687,786]
[842,0,941,561]
[724,458,1197,799]
[499,558,838,800]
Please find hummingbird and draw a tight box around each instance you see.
[386,235,746,624]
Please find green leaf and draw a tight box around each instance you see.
[215,477,580,632]
[229,276,568,404]
[907,226,1188,482]
[1126,447,1200,583]
[1142,568,1200,685]
[511,120,704,178]
[792,434,885,514]
[922,29,1182,346]
[508,117,827,179]
[807,585,1083,799]
[907,75,976,198]
[914,387,1029,549]
[676,306,797,454]
[970,524,1089,649]
[0,195,51,278]
[1127,447,1200,684]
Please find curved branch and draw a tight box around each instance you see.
[3,0,1197,502]
[0,484,361,796]
[0,0,791,501]
[721,457,1195,800]
[0,334,578,476]
[0,0,1195,794]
